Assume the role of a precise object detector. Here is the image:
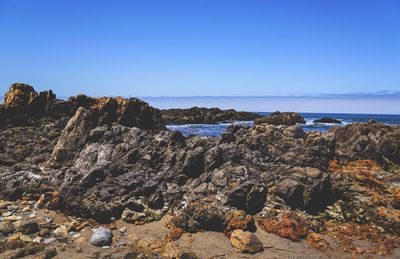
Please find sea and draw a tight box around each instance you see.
[142,96,400,138]
[165,113,400,137]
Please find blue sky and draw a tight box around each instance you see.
[0,0,399,98]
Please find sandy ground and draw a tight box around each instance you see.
[15,208,399,259]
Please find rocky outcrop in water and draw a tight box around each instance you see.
[254,111,305,126]
[161,107,261,124]
[314,117,341,124]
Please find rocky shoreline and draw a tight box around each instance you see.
[0,83,399,258]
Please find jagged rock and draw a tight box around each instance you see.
[332,121,400,169]
[314,117,341,124]
[49,107,96,163]
[161,107,261,124]
[226,183,267,214]
[254,111,305,126]
[275,179,305,208]
[230,229,263,253]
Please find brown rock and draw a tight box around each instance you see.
[230,229,263,253]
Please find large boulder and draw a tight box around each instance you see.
[230,229,263,254]
[254,111,305,126]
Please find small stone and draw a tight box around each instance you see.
[19,234,33,243]
[21,206,31,213]
[17,221,40,235]
[102,245,111,249]
[33,236,42,243]
[90,227,113,247]
[0,239,24,252]
[39,228,50,237]
[53,226,68,237]
[42,248,57,258]
[2,211,12,217]
[43,237,57,245]
[44,217,53,223]
[0,221,14,235]
[13,220,23,229]
[119,227,127,233]
[29,213,36,218]
[4,215,22,221]
[0,201,12,209]
[116,241,126,247]
[230,229,263,254]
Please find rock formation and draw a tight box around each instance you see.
[161,107,261,124]
[254,111,306,126]
[313,117,341,124]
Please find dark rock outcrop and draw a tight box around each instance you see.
[331,121,400,170]
[254,111,305,126]
[161,107,261,124]
[313,117,341,124]
[1,83,165,130]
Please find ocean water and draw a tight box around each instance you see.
[166,112,400,137]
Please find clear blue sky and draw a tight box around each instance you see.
[0,0,399,97]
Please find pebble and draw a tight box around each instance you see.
[116,241,126,247]
[43,237,57,245]
[53,226,68,237]
[33,236,42,243]
[119,226,127,233]
[90,227,113,247]
[28,213,36,218]
[19,234,33,243]
[2,211,12,217]
[39,228,50,237]
[44,217,53,223]
[4,215,22,221]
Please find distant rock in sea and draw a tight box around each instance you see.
[254,111,305,125]
[161,107,261,124]
[313,117,341,124]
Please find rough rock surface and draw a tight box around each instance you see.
[332,121,400,171]
[1,83,165,130]
[161,107,261,124]
[254,111,306,126]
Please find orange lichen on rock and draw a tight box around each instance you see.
[307,232,331,251]
[326,222,400,256]
[224,210,256,237]
[167,227,184,241]
[257,212,307,242]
